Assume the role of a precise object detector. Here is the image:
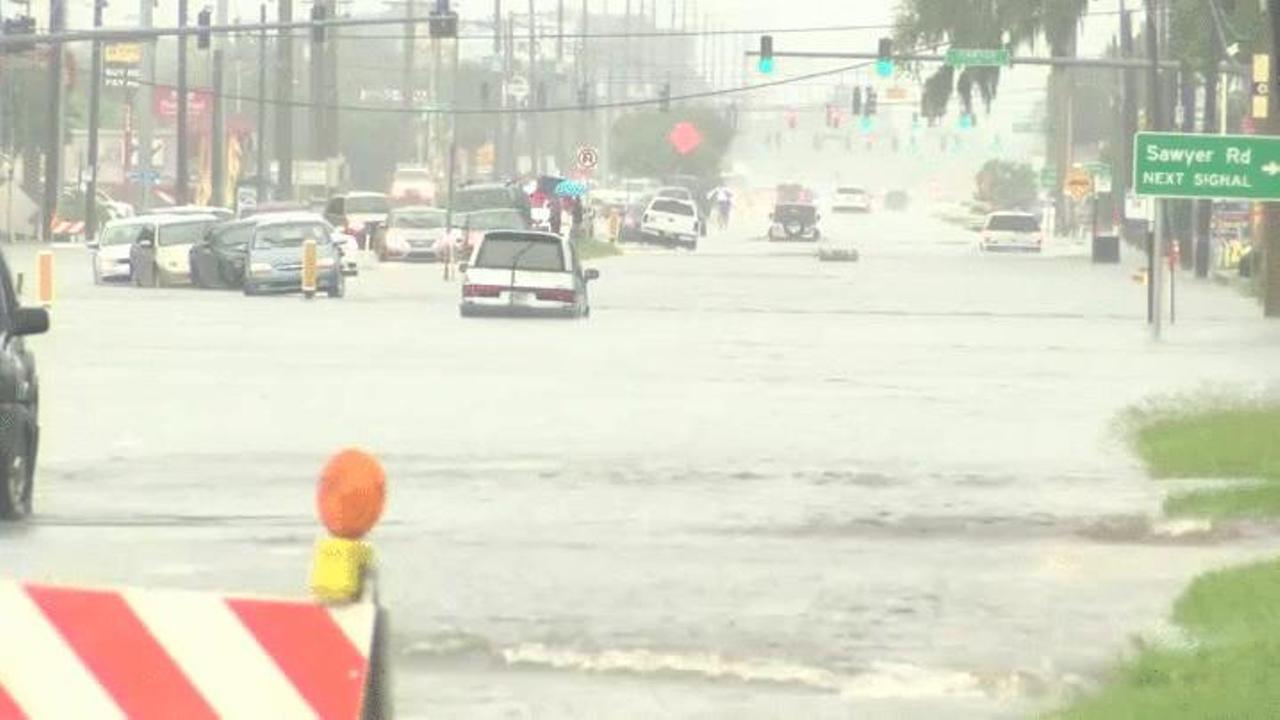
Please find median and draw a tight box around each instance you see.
[1055,400,1280,719]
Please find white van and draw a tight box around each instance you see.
[459,231,599,318]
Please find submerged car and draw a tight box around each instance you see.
[91,217,152,283]
[130,214,221,287]
[0,244,49,520]
[979,211,1043,253]
[243,215,345,297]
[831,186,872,213]
[189,218,255,288]
[768,203,822,242]
[459,231,599,318]
[378,206,447,261]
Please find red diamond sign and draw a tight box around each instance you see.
[667,122,703,156]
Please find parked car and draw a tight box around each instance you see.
[831,186,872,213]
[378,206,448,261]
[243,215,345,297]
[640,197,700,250]
[130,214,221,287]
[91,217,152,283]
[450,208,530,261]
[163,205,235,221]
[0,245,49,520]
[390,166,437,205]
[189,218,256,288]
[979,211,1043,253]
[324,192,391,248]
[452,181,533,225]
[767,203,822,242]
[459,230,599,318]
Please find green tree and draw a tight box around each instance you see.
[609,107,733,180]
[974,159,1037,210]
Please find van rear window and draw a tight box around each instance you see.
[987,215,1040,232]
[474,236,566,272]
[652,200,694,216]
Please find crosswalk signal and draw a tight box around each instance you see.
[758,35,775,74]
[310,2,327,43]
[876,37,894,78]
[852,87,863,116]
[659,82,671,112]
[197,8,212,49]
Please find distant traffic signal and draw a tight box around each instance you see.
[659,82,671,112]
[865,87,878,115]
[876,37,894,78]
[578,83,590,108]
[758,35,775,74]
[197,8,212,49]
[852,87,863,116]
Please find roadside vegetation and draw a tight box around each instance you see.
[1057,401,1280,718]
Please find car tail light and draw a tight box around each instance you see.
[463,284,503,298]
[535,288,576,303]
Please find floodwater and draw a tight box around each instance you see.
[5,207,1280,718]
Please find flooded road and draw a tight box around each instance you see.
[6,210,1280,718]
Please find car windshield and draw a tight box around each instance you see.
[464,210,524,231]
[652,199,694,216]
[454,187,515,212]
[252,223,330,249]
[346,196,389,214]
[657,188,689,199]
[395,170,432,182]
[158,221,213,247]
[392,210,445,229]
[473,235,565,271]
[101,224,148,246]
[988,215,1040,232]
[776,204,817,223]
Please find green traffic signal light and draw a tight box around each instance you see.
[758,57,775,74]
[759,35,774,74]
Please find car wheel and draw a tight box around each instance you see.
[0,434,33,520]
[243,282,259,296]
[327,272,345,298]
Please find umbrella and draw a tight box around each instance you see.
[555,179,588,198]
[536,175,566,195]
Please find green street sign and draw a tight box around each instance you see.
[945,48,1011,68]
[1135,132,1280,200]
[1039,164,1058,189]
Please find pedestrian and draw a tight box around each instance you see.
[550,197,563,236]
[570,197,584,238]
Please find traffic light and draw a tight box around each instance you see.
[2,16,37,52]
[865,87,878,115]
[876,37,894,78]
[480,81,491,107]
[428,0,458,38]
[758,35,775,74]
[578,83,590,108]
[659,82,671,112]
[197,8,212,50]
[852,87,863,116]
[310,2,327,43]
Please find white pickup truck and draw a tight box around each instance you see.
[640,197,700,250]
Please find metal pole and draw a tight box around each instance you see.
[256,3,267,202]
[1267,0,1280,317]
[556,0,564,61]
[211,49,226,206]
[85,0,105,243]
[42,0,65,241]
[276,0,294,199]
[1145,0,1163,335]
[528,0,538,175]
[310,1,325,159]
[176,0,189,205]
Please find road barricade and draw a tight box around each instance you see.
[0,448,392,720]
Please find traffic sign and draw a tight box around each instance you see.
[1084,161,1113,194]
[1065,168,1094,200]
[945,48,1010,68]
[127,169,160,183]
[1134,132,1280,200]
[1039,164,1058,190]
[575,145,599,170]
[505,75,529,102]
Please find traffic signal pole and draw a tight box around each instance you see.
[85,0,105,243]
[1267,0,1280,317]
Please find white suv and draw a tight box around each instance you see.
[979,212,1043,253]
[640,198,700,250]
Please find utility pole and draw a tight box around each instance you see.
[257,3,267,201]
[556,0,564,61]
[623,0,631,100]
[85,0,105,243]
[42,0,65,240]
[211,0,229,207]
[310,0,326,159]
[1195,8,1221,278]
[176,0,189,205]
[506,10,516,176]
[528,0,539,175]
[1145,0,1163,335]
[1266,0,1280,316]
[1118,1,1135,230]
[276,0,294,199]
[492,0,503,179]
[403,0,417,162]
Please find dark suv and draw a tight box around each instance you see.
[0,251,49,520]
